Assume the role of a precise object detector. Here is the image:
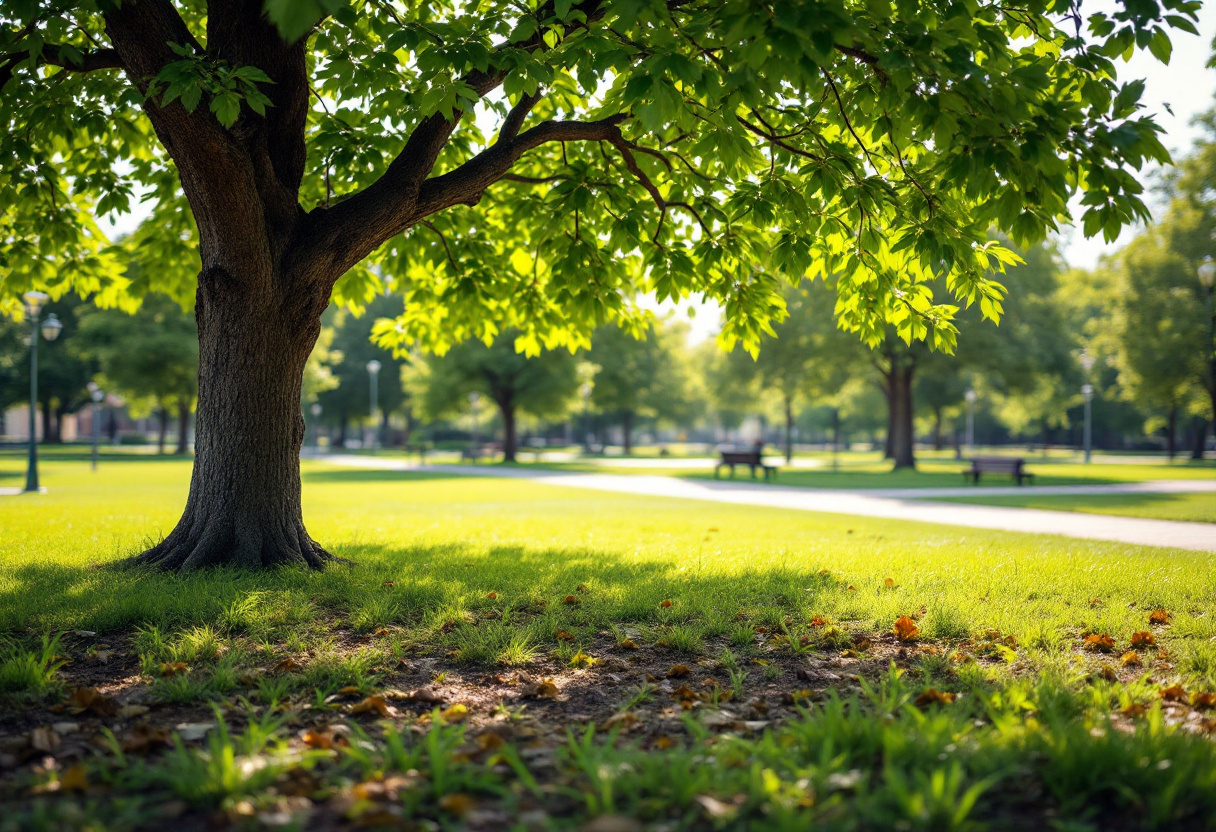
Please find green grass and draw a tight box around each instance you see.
[938,491,1216,523]
[5,453,1216,830]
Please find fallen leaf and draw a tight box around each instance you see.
[118,704,150,719]
[476,732,505,751]
[601,712,642,732]
[1192,692,1216,709]
[437,793,474,816]
[667,664,691,678]
[1120,703,1148,718]
[373,628,389,636]
[338,685,362,696]
[68,687,118,716]
[563,595,579,605]
[847,585,857,591]
[618,638,639,650]
[577,583,589,593]
[1149,609,1171,625]
[274,657,302,673]
[88,649,114,664]
[1083,633,1116,653]
[486,591,498,599]
[1098,664,1118,681]
[30,726,59,753]
[654,735,676,750]
[382,581,395,587]
[301,728,336,750]
[524,679,559,699]
[750,658,770,666]
[660,599,673,608]
[1120,651,1142,668]
[569,650,598,668]
[1160,684,1188,703]
[59,764,88,792]
[670,684,698,701]
[810,616,827,627]
[893,616,920,642]
[405,686,444,704]
[695,794,738,820]
[554,630,575,642]
[884,577,896,588]
[914,688,958,707]
[121,723,170,754]
[440,703,468,723]
[1130,631,1156,648]
[351,696,393,718]
[159,661,189,677]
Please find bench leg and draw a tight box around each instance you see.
[714,465,721,479]
[750,465,757,480]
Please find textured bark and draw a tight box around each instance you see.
[157,407,169,454]
[131,266,335,572]
[1165,405,1177,460]
[886,363,916,470]
[1192,417,1208,461]
[497,396,518,462]
[176,400,191,455]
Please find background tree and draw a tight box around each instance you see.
[588,320,692,454]
[413,331,578,461]
[0,0,1187,570]
[77,292,199,454]
[315,295,408,447]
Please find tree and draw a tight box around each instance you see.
[315,295,408,447]
[77,293,199,454]
[0,1,1187,570]
[413,332,578,461]
[719,280,861,462]
[588,320,691,454]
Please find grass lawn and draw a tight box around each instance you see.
[937,492,1216,524]
[4,453,1216,830]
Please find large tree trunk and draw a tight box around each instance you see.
[176,400,191,455]
[932,407,943,451]
[131,270,334,572]
[498,397,517,462]
[1193,417,1208,461]
[41,399,58,443]
[1165,405,1177,460]
[157,406,169,454]
[887,364,916,470]
[622,410,634,455]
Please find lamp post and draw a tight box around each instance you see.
[87,382,104,472]
[366,359,381,452]
[1080,348,1096,463]
[579,382,592,454]
[964,388,977,454]
[22,293,62,493]
[1200,258,1215,460]
[310,402,323,452]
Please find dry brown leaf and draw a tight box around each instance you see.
[1149,609,1171,625]
[847,585,857,591]
[405,686,444,704]
[118,704,150,719]
[338,685,362,696]
[670,684,698,701]
[350,696,393,718]
[382,580,395,587]
[667,664,691,678]
[121,723,170,754]
[301,728,336,750]
[1083,633,1116,652]
[618,638,639,650]
[1192,691,1216,709]
[523,679,559,699]
[569,650,598,668]
[59,764,88,792]
[476,732,505,751]
[914,688,958,707]
[577,583,589,593]
[884,577,896,588]
[1120,651,1142,668]
[440,703,468,723]
[1120,702,1148,718]
[1160,684,1188,703]
[653,735,675,750]
[30,726,59,753]
[563,595,579,605]
[68,687,117,716]
[893,616,920,642]
[159,661,188,677]
[555,630,575,642]
[660,599,673,608]
[373,628,389,636]
[810,616,827,627]
[274,657,302,673]
[1130,631,1156,648]
[437,793,474,816]
[601,712,642,732]
[486,591,498,599]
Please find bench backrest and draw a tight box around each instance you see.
[969,457,1024,472]
[721,450,763,464]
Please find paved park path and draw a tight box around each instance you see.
[321,455,1216,553]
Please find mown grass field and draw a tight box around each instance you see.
[3,452,1216,830]
[938,491,1216,524]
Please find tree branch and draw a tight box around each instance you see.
[0,44,123,89]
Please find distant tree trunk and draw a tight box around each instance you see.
[784,394,795,464]
[932,406,944,451]
[1165,405,1177,460]
[157,406,169,454]
[1193,416,1208,461]
[336,414,347,448]
[882,358,916,470]
[380,409,391,447]
[176,400,191,455]
[497,397,518,462]
[41,399,58,443]
[622,410,634,455]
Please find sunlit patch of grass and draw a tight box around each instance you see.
[0,633,65,697]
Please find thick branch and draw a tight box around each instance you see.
[0,44,123,89]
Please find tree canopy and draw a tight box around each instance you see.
[2,0,1193,352]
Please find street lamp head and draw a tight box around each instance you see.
[366,359,382,375]
[1198,258,1216,289]
[1079,348,1095,374]
[91,388,105,403]
[22,290,48,316]
[1081,383,1094,399]
[40,313,63,342]
[87,381,99,394]
[965,389,977,403]
[310,403,322,417]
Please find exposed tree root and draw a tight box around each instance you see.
[127,512,347,573]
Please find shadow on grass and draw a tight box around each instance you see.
[0,540,843,637]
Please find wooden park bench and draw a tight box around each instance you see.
[715,448,778,481]
[963,456,1035,485]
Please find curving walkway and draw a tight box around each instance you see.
[319,455,1216,553]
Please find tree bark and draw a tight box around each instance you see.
[157,406,169,454]
[784,395,794,464]
[932,407,943,451]
[887,363,916,470]
[1193,416,1208,461]
[622,410,634,455]
[176,400,191,455]
[130,267,335,572]
[1165,405,1177,460]
[41,400,57,443]
[498,397,517,462]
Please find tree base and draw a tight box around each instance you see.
[127,516,345,573]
